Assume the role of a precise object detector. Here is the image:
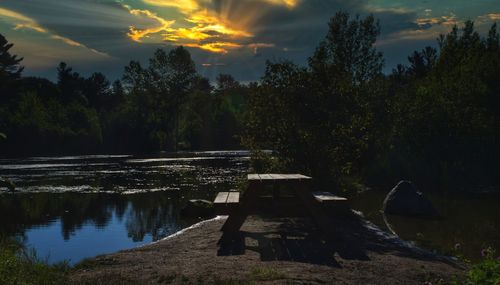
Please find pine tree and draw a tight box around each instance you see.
[0,33,24,81]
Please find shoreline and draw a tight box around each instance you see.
[71,211,465,284]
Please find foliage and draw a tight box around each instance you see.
[0,36,245,156]
[0,237,68,285]
[243,13,500,191]
[0,34,23,82]
[379,20,500,188]
[243,12,384,189]
[452,248,500,285]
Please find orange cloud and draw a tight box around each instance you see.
[185,42,242,53]
[125,4,255,53]
[263,0,299,8]
[487,13,500,20]
[477,13,500,23]
[142,0,204,13]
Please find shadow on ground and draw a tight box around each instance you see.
[217,199,461,269]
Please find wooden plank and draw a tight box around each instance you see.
[248,173,311,181]
[269,174,288,180]
[258,174,274,180]
[282,174,301,179]
[214,192,229,204]
[247,174,260,181]
[312,192,347,203]
[294,174,312,180]
[226,192,240,204]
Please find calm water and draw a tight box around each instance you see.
[0,152,499,264]
[0,152,249,264]
[349,189,500,261]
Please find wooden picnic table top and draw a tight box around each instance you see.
[247,173,312,182]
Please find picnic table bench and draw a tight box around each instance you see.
[214,191,240,215]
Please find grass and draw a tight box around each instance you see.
[154,266,287,284]
[249,266,287,281]
[0,237,69,285]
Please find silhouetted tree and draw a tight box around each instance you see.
[57,62,85,104]
[407,46,437,78]
[84,72,110,110]
[0,34,23,81]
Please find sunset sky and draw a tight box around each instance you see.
[1,0,499,82]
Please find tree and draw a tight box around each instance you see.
[84,72,110,110]
[216,74,240,91]
[407,46,437,78]
[57,62,85,104]
[309,12,383,85]
[152,46,196,150]
[0,33,23,82]
[243,12,386,188]
[122,46,198,151]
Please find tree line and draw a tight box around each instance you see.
[0,38,246,155]
[2,12,500,189]
[242,13,500,190]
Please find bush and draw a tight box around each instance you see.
[453,248,500,285]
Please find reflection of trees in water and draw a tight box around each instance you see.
[125,200,177,242]
[0,192,187,242]
[59,194,127,240]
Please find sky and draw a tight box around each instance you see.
[0,0,499,82]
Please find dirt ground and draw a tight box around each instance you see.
[70,207,465,285]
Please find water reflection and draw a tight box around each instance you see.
[349,190,500,261]
[0,192,205,264]
[0,152,249,264]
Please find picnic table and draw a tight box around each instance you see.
[215,173,346,235]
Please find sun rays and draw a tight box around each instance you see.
[125,0,294,54]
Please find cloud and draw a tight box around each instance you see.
[5,0,496,81]
[125,6,176,42]
[248,43,275,54]
[1,7,48,33]
[415,14,459,29]
[0,6,110,57]
[477,13,500,25]
[487,13,500,20]
[123,2,256,53]
[142,0,207,12]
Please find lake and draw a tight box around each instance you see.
[0,152,499,264]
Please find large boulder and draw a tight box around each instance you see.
[383,181,439,218]
[180,199,215,218]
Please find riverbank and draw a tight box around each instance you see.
[70,211,465,284]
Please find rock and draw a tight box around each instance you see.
[180,199,215,218]
[383,181,439,218]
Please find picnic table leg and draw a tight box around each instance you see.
[293,181,334,235]
[221,182,260,233]
[272,183,280,201]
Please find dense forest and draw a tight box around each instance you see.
[0,40,245,155]
[2,12,500,190]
